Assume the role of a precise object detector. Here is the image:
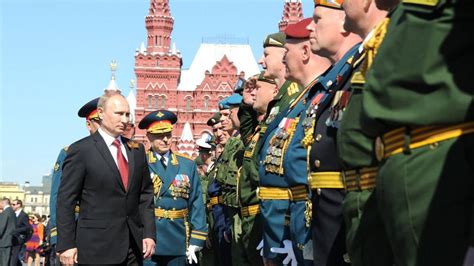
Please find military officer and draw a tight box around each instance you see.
[256,18,332,265]
[259,32,302,123]
[48,97,101,265]
[139,110,207,266]
[215,92,249,266]
[359,0,474,265]
[238,72,279,266]
[336,0,399,265]
[195,134,218,265]
[206,112,233,266]
[302,1,363,265]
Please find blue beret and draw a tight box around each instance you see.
[78,97,100,120]
[138,110,177,134]
[219,93,242,109]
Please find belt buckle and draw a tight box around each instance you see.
[375,136,385,162]
[163,210,169,219]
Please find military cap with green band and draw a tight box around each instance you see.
[207,112,222,126]
[263,32,286,48]
[257,71,276,85]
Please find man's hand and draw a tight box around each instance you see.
[59,248,78,265]
[206,238,212,249]
[186,245,203,264]
[142,238,155,259]
[270,240,297,266]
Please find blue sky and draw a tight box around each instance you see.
[1,0,314,185]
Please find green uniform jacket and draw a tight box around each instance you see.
[238,80,302,207]
[215,137,245,208]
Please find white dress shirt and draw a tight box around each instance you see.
[98,128,129,166]
[155,150,170,167]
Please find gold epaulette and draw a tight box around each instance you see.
[175,153,193,161]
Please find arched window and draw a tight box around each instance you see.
[154,95,160,109]
[204,96,210,110]
[161,95,166,108]
[147,95,153,108]
[185,96,192,111]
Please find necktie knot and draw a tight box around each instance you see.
[113,139,121,148]
[113,138,128,190]
[160,156,167,168]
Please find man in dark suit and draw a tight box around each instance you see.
[10,199,31,266]
[57,91,156,265]
[0,198,16,266]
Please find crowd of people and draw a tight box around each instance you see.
[0,199,53,266]
[2,0,473,265]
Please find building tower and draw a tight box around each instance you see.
[279,0,304,32]
[134,0,182,144]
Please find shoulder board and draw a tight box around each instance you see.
[287,82,300,96]
[127,140,141,149]
[175,153,193,161]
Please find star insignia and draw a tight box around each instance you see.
[156,112,164,118]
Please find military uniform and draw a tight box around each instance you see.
[360,2,474,265]
[296,10,361,263]
[139,110,207,266]
[48,97,100,265]
[336,17,394,266]
[49,146,69,247]
[238,70,300,265]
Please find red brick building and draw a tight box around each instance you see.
[131,0,303,156]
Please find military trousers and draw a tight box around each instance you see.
[311,189,349,266]
[342,190,392,266]
[240,213,264,266]
[226,206,247,266]
[376,135,473,266]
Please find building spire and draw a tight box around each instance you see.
[279,0,303,32]
[145,0,175,54]
[104,59,121,92]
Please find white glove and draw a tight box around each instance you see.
[270,239,297,266]
[256,239,264,257]
[186,245,202,264]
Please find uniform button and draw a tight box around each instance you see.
[314,160,321,168]
[317,189,321,195]
[315,134,322,142]
[158,197,162,199]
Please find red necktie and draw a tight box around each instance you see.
[113,139,129,190]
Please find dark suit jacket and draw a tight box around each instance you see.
[56,131,155,264]
[12,210,30,246]
[0,207,16,247]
